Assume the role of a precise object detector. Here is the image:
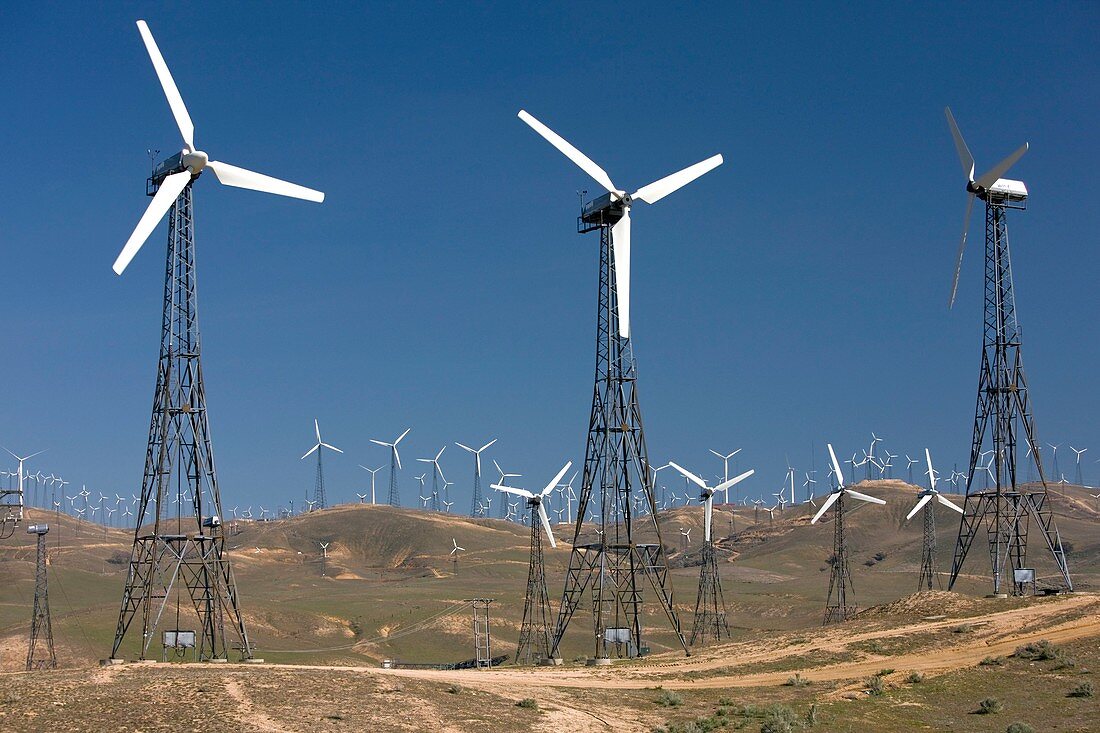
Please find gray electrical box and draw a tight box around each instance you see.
[163,630,196,649]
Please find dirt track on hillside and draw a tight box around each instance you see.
[58,593,1100,733]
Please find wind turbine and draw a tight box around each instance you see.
[450,538,465,574]
[456,438,497,517]
[668,461,753,646]
[492,459,521,520]
[907,449,963,591]
[812,445,886,524]
[371,428,411,507]
[301,419,342,510]
[357,464,384,505]
[815,443,887,624]
[417,446,447,512]
[517,109,722,339]
[491,461,571,550]
[905,455,919,484]
[1070,446,1087,486]
[112,20,323,277]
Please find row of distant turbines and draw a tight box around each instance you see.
[7,431,1098,532]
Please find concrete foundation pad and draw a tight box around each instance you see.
[100,658,126,666]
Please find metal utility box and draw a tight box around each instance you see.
[1013,568,1036,584]
[163,630,197,649]
[604,627,631,644]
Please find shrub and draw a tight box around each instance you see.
[718,696,735,707]
[866,675,886,696]
[951,624,973,634]
[873,552,887,562]
[979,656,1006,666]
[1052,654,1077,670]
[784,673,811,687]
[655,690,684,707]
[515,697,539,710]
[807,703,818,727]
[1014,639,1058,660]
[760,704,803,733]
[905,671,925,684]
[1067,681,1093,698]
[1005,723,1034,733]
[876,668,895,677]
[446,684,462,695]
[977,697,1003,715]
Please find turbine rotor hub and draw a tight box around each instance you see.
[182,149,208,175]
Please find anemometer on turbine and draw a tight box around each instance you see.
[109,20,324,662]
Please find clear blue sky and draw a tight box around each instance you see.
[2,3,1097,511]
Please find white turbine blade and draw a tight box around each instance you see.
[321,443,343,454]
[948,193,975,308]
[517,110,616,194]
[715,469,755,495]
[538,503,557,548]
[369,439,391,448]
[632,154,723,204]
[976,142,1028,190]
[114,170,191,274]
[668,461,707,489]
[455,442,475,453]
[395,428,411,445]
[301,444,319,460]
[944,107,974,181]
[479,438,498,452]
[937,493,964,514]
[845,488,886,505]
[136,20,194,150]
[827,444,845,487]
[925,448,936,490]
[811,491,840,524]
[394,446,402,470]
[314,419,321,442]
[207,160,324,203]
[490,484,535,500]
[542,461,573,497]
[611,210,631,338]
[906,493,933,521]
[704,494,713,542]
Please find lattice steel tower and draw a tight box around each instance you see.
[823,493,856,624]
[111,179,251,661]
[691,540,730,644]
[26,524,57,670]
[516,499,554,665]
[942,108,1072,597]
[918,502,938,591]
[549,209,686,660]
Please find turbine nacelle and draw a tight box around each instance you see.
[181,149,209,175]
